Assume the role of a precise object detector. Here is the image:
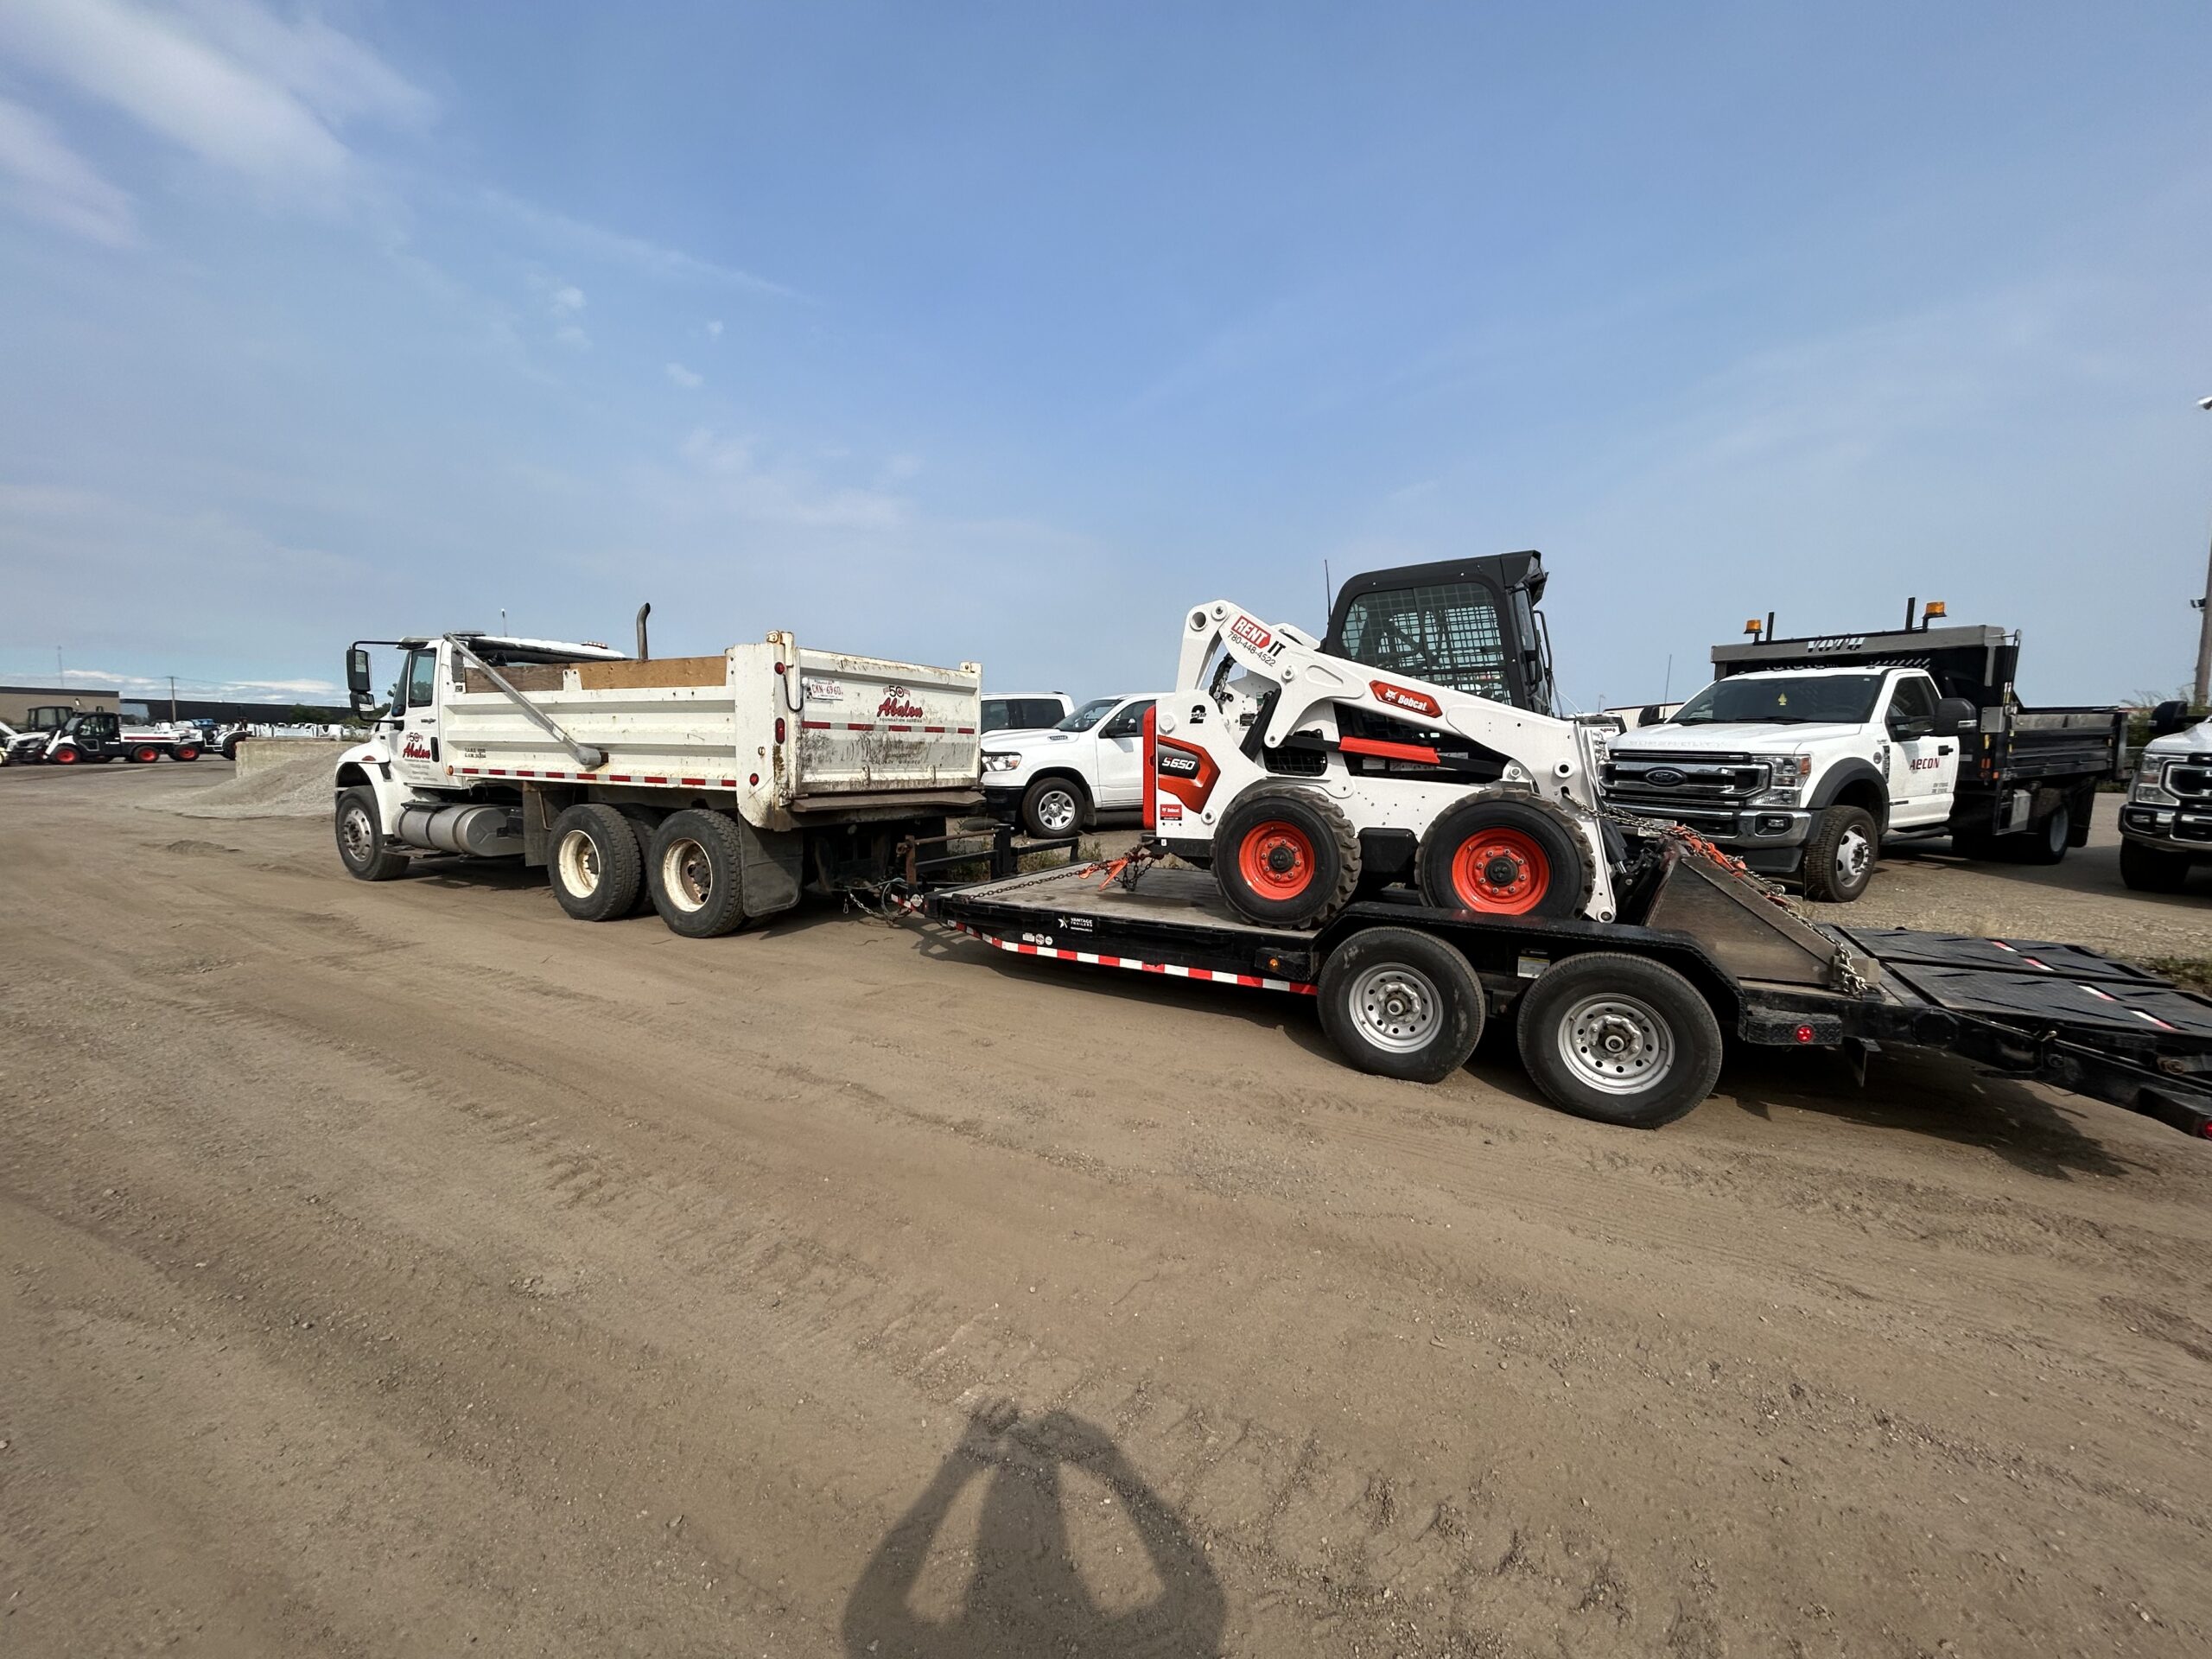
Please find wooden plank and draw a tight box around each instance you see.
[461,664,565,693]
[574,656,728,690]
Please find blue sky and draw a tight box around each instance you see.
[2,1,2209,709]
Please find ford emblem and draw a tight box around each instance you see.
[1646,767,1686,786]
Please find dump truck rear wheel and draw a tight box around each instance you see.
[549,803,645,921]
[1317,927,1484,1084]
[1516,952,1722,1128]
[647,809,749,938]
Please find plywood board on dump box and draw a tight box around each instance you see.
[573,655,728,690]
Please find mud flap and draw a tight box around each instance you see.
[736,819,804,920]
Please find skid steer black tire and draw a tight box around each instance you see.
[548,803,645,921]
[646,809,750,938]
[1213,783,1361,929]
[1317,927,1484,1084]
[1415,794,1592,919]
[1516,952,1724,1128]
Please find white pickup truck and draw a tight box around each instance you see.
[334,629,986,936]
[980,692,1165,836]
[1604,617,2124,901]
[2119,701,2210,893]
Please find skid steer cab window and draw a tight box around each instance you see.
[1337,582,1511,702]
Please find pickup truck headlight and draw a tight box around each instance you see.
[1751,753,1810,805]
[982,750,1024,774]
[2130,760,2179,806]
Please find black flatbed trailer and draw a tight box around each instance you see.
[924,859,2212,1140]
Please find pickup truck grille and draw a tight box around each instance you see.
[1602,751,1769,809]
[2169,760,2212,802]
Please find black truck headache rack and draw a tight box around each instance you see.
[922,861,2212,1141]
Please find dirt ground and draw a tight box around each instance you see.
[4,763,2209,1658]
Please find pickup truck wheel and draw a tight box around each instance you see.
[1317,927,1484,1084]
[335,785,409,881]
[1214,783,1361,928]
[2018,802,2071,865]
[1802,805,1878,901]
[549,804,645,921]
[1516,952,1724,1128]
[1416,797,1592,919]
[2120,838,2194,893]
[647,809,749,938]
[1020,775,1087,838]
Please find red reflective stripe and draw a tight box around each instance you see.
[679,776,706,786]
[1340,734,1441,765]
[801,721,832,730]
[887,724,914,732]
[515,769,536,778]
[845,723,871,731]
[641,775,669,785]
[487,768,507,776]
[923,725,947,733]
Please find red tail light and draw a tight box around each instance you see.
[775,717,785,742]
[1794,1023,1816,1045]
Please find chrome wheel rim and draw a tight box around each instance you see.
[341,806,375,863]
[1835,826,1872,886]
[1347,963,1441,1053]
[557,828,602,896]
[661,837,712,912]
[1036,789,1077,834]
[1560,993,1675,1095]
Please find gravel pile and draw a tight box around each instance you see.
[167,748,337,819]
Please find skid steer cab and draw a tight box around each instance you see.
[1147,556,1621,932]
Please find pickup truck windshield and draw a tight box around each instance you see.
[1671,673,1885,726]
[1057,697,1120,732]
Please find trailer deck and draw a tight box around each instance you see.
[925,861,2212,1139]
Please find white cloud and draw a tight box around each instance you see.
[482,189,794,296]
[0,94,134,245]
[668,428,907,530]
[665,361,702,389]
[706,319,723,338]
[549,283,585,315]
[54,665,344,699]
[0,0,428,196]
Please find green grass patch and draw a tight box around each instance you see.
[2143,956,2212,996]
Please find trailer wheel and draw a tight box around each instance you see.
[646,809,749,938]
[1802,805,1878,902]
[1214,783,1361,928]
[548,804,644,921]
[335,785,409,881]
[2120,838,2194,893]
[1415,796,1591,918]
[1317,928,1484,1084]
[1516,952,1723,1128]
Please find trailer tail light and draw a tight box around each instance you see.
[776,717,786,743]
[749,772,760,786]
[1794,1023,1816,1045]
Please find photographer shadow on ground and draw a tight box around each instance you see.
[842,1400,1226,1659]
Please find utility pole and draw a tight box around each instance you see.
[2196,397,2212,710]
[169,674,177,723]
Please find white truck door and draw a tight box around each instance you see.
[1881,673,1955,825]
[392,645,445,788]
[1095,699,1155,806]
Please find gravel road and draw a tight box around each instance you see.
[3,762,2208,1656]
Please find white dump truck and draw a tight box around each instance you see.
[333,626,986,935]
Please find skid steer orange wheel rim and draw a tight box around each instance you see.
[1450,829,1550,914]
[1238,819,1317,899]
